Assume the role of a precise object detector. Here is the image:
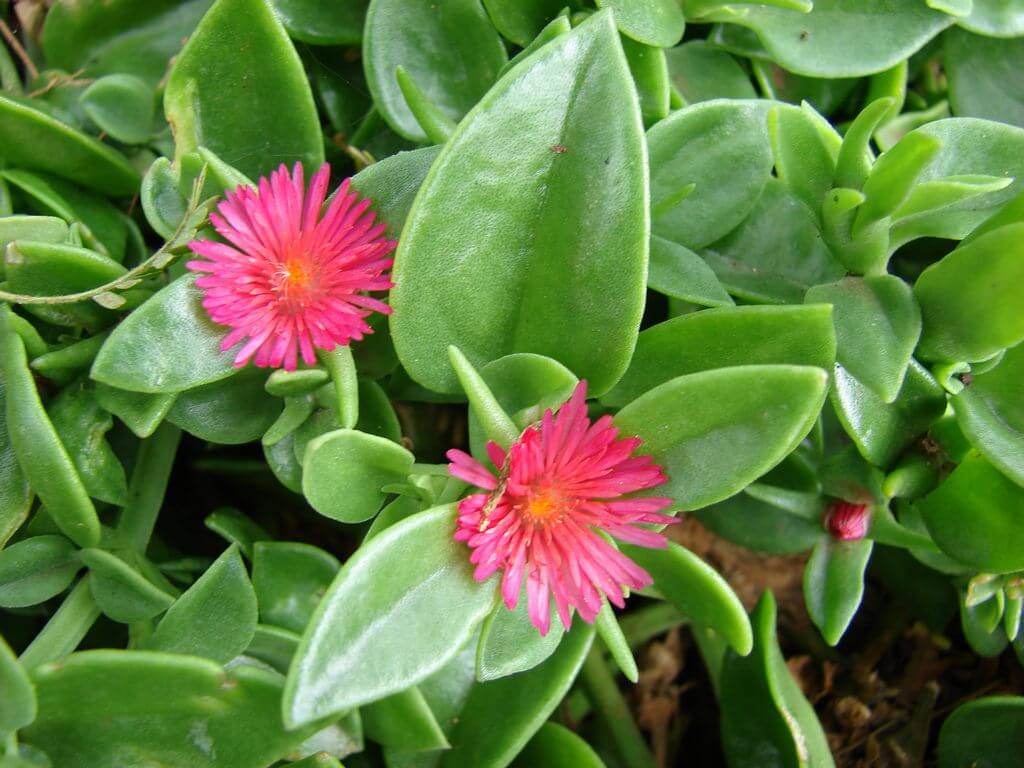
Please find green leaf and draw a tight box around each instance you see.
[719,592,835,768]
[364,0,507,143]
[0,633,35,738]
[40,0,214,86]
[768,103,839,215]
[0,361,32,549]
[755,61,861,117]
[695,491,823,555]
[0,536,80,608]
[349,146,442,240]
[440,623,594,768]
[915,223,1024,363]
[0,94,140,197]
[391,12,647,396]
[272,0,367,44]
[1,323,100,548]
[362,687,450,752]
[960,591,1009,657]
[22,651,318,768]
[31,332,109,387]
[701,178,846,305]
[853,132,942,238]
[920,454,1024,574]
[167,369,280,444]
[80,74,156,145]
[0,217,68,267]
[595,0,685,47]
[253,542,339,633]
[148,545,257,663]
[730,0,951,78]
[283,506,496,725]
[622,36,670,124]
[616,365,828,511]
[448,347,519,452]
[603,304,835,408]
[94,384,177,439]
[164,0,324,179]
[395,66,458,145]
[80,549,175,623]
[475,593,564,682]
[938,696,1024,768]
[481,0,565,46]
[510,722,606,768]
[647,235,734,308]
[804,537,873,646]
[830,360,946,468]
[91,275,238,394]
[648,99,773,250]
[953,343,1024,486]
[204,508,271,560]
[48,380,128,506]
[301,429,414,523]
[806,276,921,404]
[957,0,1024,36]
[664,41,756,105]
[624,542,752,655]
[946,29,1024,129]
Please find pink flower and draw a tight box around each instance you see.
[187,163,395,371]
[824,501,870,541]
[447,381,676,635]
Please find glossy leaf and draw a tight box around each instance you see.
[806,276,921,403]
[622,37,670,124]
[148,545,257,663]
[0,94,140,197]
[957,0,1024,37]
[648,99,773,250]
[511,722,606,768]
[283,506,496,725]
[647,235,733,308]
[604,304,835,407]
[272,0,367,44]
[81,549,175,623]
[0,634,35,738]
[953,343,1024,486]
[302,429,414,523]
[440,623,594,768]
[695,491,823,556]
[804,537,873,646]
[946,29,1024,129]
[938,696,1024,768]
[94,384,177,439]
[719,592,834,768]
[167,369,280,444]
[80,74,155,145]
[921,454,1024,574]
[664,41,756,105]
[624,541,751,654]
[253,541,339,633]
[22,651,318,768]
[475,588,564,682]
[595,0,685,47]
[92,275,238,394]
[0,535,80,608]
[391,13,646,396]
[768,102,839,215]
[164,0,324,179]
[0,361,32,549]
[362,687,450,752]
[1,323,100,548]
[915,224,1024,363]
[481,0,565,46]
[616,366,828,510]
[349,146,442,240]
[364,0,507,143]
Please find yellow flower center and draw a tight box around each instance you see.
[518,488,571,526]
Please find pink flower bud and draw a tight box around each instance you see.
[825,501,870,542]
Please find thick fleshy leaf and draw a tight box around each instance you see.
[511,722,606,768]
[391,12,646,396]
[622,36,670,124]
[957,0,1024,37]
[731,1,951,78]
[615,365,829,510]
[915,224,1024,363]
[603,304,835,407]
[252,542,339,633]
[938,696,1024,768]
[40,0,214,85]
[806,276,921,403]
[830,361,946,468]
[480,0,565,46]
[440,623,594,768]
[475,589,564,682]
[94,384,177,439]
[0,360,32,548]
[272,0,367,44]
[350,146,442,240]
[953,344,1024,485]
[695,491,823,555]
[91,275,237,394]
[22,651,318,768]
[0,634,35,738]
[624,541,752,654]
[595,0,684,47]
[0,536,81,608]
[946,29,1024,129]
[148,545,257,663]
[647,235,734,308]
[164,0,324,179]
[362,687,449,752]
[0,94,140,197]
[81,549,176,623]
[768,102,840,215]
[364,0,507,143]
[301,429,413,523]
[283,506,496,725]
[80,74,156,145]
[719,592,835,768]
[665,41,756,105]
[920,454,1024,574]
[804,537,873,646]
[167,369,280,444]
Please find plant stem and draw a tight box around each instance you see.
[117,422,182,554]
[619,601,688,651]
[19,577,99,669]
[579,647,658,768]
[319,345,359,430]
[0,17,37,81]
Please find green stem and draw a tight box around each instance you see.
[19,577,100,669]
[579,648,658,768]
[319,345,359,430]
[619,601,688,651]
[348,107,381,148]
[117,422,182,554]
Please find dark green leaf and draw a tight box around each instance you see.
[167,369,280,444]
[0,633,35,738]
[81,549,175,623]
[595,0,685,47]
[362,687,449,752]
[804,537,873,646]
[0,536,80,608]
[510,722,606,768]
[272,0,368,44]
[938,696,1024,768]
[253,542,339,633]
[481,0,565,46]
[664,41,756,105]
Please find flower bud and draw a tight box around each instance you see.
[824,501,870,542]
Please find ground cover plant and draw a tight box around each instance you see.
[0,0,1023,766]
